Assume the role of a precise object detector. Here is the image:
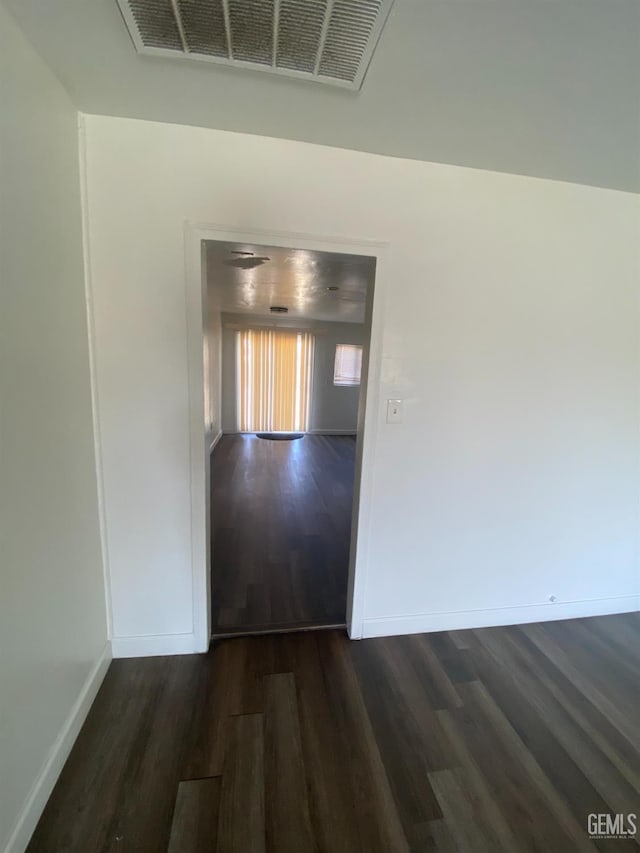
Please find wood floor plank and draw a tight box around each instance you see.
[182,637,267,779]
[28,615,640,852]
[588,613,640,668]
[428,768,519,853]
[263,673,316,853]
[545,618,640,709]
[315,632,411,852]
[423,631,477,684]
[27,664,138,852]
[403,634,464,709]
[168,777,221,853]
[452,681,598,852]
[431,714,523,853]
[350,637,447,834]
[522,622,640,751]
[211,435,355,633]
[289,639,364,852]
[448,630,472,650]
[508,626,640,794]
[409,818,461,853]
[217,714,265,853]
[465,642,638,851]
[473,625,640,818]
[29,654,201,852]
[291,632,405,852]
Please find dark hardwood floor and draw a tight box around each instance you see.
[29,613,640,852]
[211,433,356,634]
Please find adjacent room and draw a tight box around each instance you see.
[204,241,376,634]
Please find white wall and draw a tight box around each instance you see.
[310,323,366,434]
[0,7,109,851]
[83,114,640,651]
[204,297,222,449]
[219,316,366,433]
[220,321,237,433]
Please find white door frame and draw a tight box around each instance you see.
[184,222,388,649]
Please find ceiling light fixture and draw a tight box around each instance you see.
[224,255,271,269]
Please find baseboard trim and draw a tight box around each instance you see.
[209,429,223,453]
[212,621,346,639]
[308,429,357,436]
[111,631,203,658]
[360,595,640,639]
[222,430,356,437]
[4,642,112,853]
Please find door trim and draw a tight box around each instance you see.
[184,222,389,648]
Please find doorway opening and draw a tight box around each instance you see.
[203,238,377,637]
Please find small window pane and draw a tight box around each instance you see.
[334,344,362,386]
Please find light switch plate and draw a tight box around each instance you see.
[387,399,403,423]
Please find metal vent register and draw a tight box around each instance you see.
[117,0,394,89]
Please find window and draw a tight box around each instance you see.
[236,329,314,432]
[334,344,363,387]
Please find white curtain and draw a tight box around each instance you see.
[236,328,314,432]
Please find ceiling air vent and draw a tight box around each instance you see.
[116,0,395,89]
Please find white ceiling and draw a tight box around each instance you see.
[5,0,640,192]
[205,241,375,323]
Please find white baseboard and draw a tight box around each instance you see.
[209,429,223,453]
[111,631,203,658]
[221,430,356,436]
[360,594,640,639]
[308,429,357,435]
[4,642,112,853]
